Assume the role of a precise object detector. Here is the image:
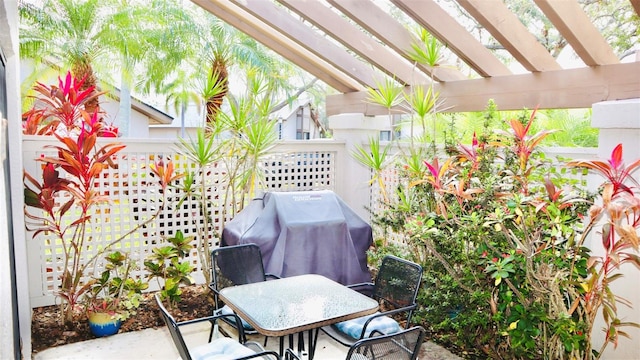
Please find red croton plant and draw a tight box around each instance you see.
[23,72,181,326]
[569,144,640,356]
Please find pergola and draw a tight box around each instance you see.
[2,2,640,359]
[192,0,640,116]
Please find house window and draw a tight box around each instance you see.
[296,106,310,140]
[380,131,391,141]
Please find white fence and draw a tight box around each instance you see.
[23,136,344,307]
[23,135,597,308]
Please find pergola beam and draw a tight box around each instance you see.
[327,61,640,116]
[534,0,619,66]
[391,0,512,78]
[277,0,431,86]
[631,0,640,16]
[192,0,364,93]
[227,0,379,88]
[327,0,467,82]
[457,0,561,72]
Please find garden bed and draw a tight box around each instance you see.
[31,285,212,354]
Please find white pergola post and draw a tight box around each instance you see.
[590,98,640,360]
[329,113,386,221]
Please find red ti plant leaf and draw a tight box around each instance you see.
[602,223,613,251]
[568,144,640,197]
[150,158,184,191]
[422,157,453,191]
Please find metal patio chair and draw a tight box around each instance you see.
[320,255,423,347]
[208,243,280,344]
[286,326,426,360]
[155,294,280,360]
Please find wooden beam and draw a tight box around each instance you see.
[534,0,619,66]
[327,0,467,82]
[192,0,363,93]
[277,0,431,86]
[631,0,640,16]
[327,62,640,116]
[227,0,379,88]
[457,0,561,72]
[391,0,511,77]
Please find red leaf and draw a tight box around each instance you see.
[609,144,623,170]
[602,223,612,250]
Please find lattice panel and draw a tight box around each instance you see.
[263,151,335,192]
[24,140,338,307]
[370,165,408,245]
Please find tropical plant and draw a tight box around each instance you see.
[368,104,638,358]
[172,70,278,284]
[22,73,181,326]
[567,144,640,357]
[215,72,278,215]
[352,137,392,204]
[144,230,195,307]
[85,251,148,322]
[19,0,113,114]
[366,76,403,142]
[174,129,221,284]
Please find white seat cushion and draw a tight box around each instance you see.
[189,337,256,360]
[216,306,254,330]
[333,312,401,339]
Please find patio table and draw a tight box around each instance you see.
[218,273,378,359]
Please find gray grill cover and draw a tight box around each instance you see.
[221,190,372,285]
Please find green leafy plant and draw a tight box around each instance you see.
[352,136,392,203]
[174,70,278,285]
[368,105,640,359]
[85,251,148,321]
[144,230,195,306]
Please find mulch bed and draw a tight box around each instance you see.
[31,285,212,354]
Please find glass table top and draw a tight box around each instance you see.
[219,274,379,336]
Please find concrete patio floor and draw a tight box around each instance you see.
[33,321,347,360]
[33,321,462,360]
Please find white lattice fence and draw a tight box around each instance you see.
[23,137,340,307]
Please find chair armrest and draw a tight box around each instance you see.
[284,348,303,360]
[346,282,373,289]
[207,282,220,294]
[177,312,242,328]
[237,348,280,360]
[358,304,418,339]
[347,282,374,296]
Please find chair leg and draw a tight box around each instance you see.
[208,321,214,343]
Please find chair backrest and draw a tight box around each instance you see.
[211,244,267,292]
[373,255,423,310]
[346,326,426,360]
[155,294,195,360]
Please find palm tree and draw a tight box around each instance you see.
[19,0,115,114]
[144,3,306,129]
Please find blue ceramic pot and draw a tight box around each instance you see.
[88,312,122,337]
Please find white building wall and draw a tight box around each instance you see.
[100,99,150,138]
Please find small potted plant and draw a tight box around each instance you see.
[84,251,148,337]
